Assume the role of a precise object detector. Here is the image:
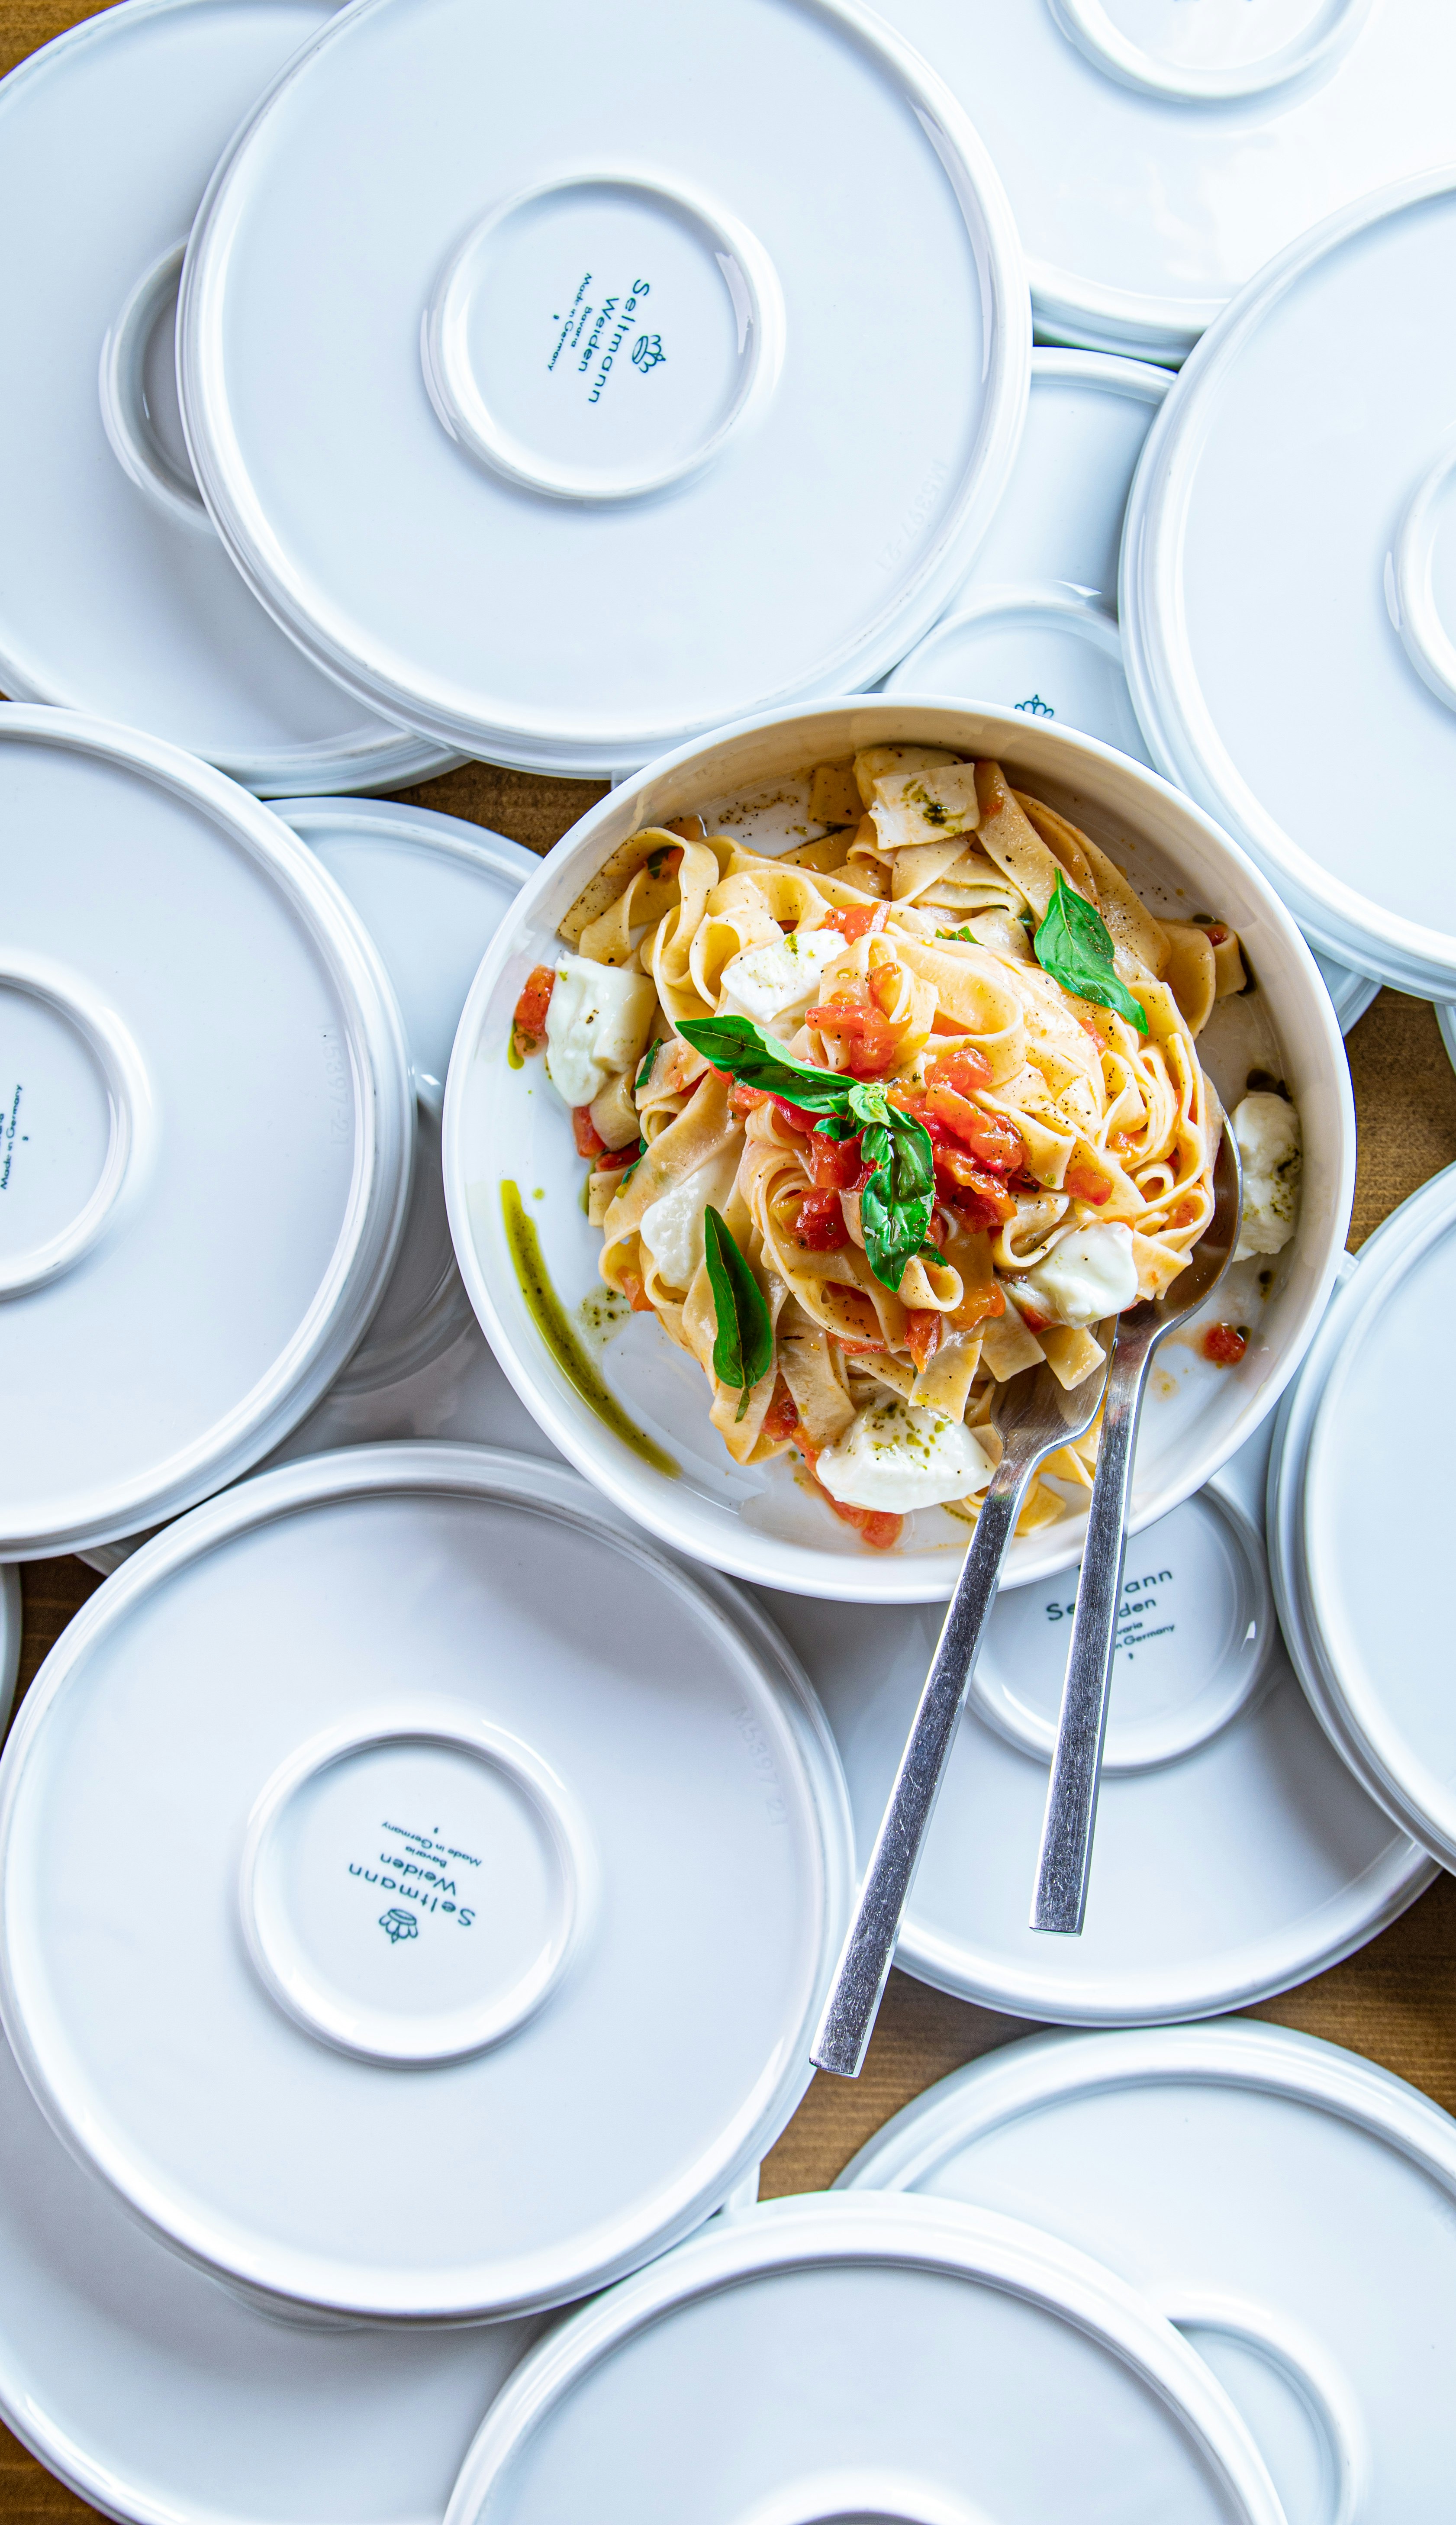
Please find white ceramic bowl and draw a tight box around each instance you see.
[445,701,1354,1603]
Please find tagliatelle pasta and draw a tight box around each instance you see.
[515,747,1267,1552]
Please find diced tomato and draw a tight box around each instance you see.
[926,1047,992,1096]
[793,1189,850,1251]
[906,1310,941,1374]
[1202,1322,1248,1367]
[730,1080,767,1115]
[595,1141,641,1174]
[572,1107,606,1159]
[805,1127,868,1190]
[618,1270,656,1315]
[923,1208,950,1250]
[793,1433,903,1552]
[1017,1301,1052,1334]
[805,987,899,1077]
[834,1337,886,1356]
[760,1377,799,1445]
[933,1143,1018,1224]
[867,961,903,1016]
[1203,924,1229,947]
[1064,1161,1112,1206]
[511,963,555,1053]
[952,1279,1005,1331]
[824,903,888,944]
[772,1097,822,1133]
[1165,1195,1203,1231]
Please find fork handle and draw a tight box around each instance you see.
[1030,1321,1159,1936]
[810,1450,1037,2080]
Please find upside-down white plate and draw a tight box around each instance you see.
[176,0,1028,771]
[0,1445,850,2324]
[0,708,412,1558]
[443,2193,1283,2525]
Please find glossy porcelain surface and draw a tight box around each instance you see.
[873,0,1456,361]
[445,698,1353,1603]
[841,2021,1456,2525]
[767,1415,1429,2022]
[0,1446,850,2322]
[177,0,1028,771]
[445,2194,1282,2525]
[0,0,455,794]
[1123,173,1456,995]
[1269,1168,1456,1869]
[0,709,413,1558]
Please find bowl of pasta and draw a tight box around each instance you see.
[444,703,1352,1601]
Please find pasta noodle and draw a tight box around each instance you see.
[515,747,1256,1552]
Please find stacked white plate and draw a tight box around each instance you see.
[174,0,1029,773]
[444,2192,1282,2525]
[841,2021,1456,2522]
[1123,171,1456,996]
[880,347,1375,1029]
[872,0,1456,364]
[0,0,456,794]
[757,1413,1430,2025]
[1269,1169,1456,1870]
[1,708,414,1560]
[78,793,556,1579]
[0,1444,851,2325]
[888,348,1169,764]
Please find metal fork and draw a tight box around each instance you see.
[811,1351,1110,2078]
[1031,1122,1243,1937]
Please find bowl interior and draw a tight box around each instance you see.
[447,702,1351,1602]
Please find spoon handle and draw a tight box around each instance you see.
[1030,1323,1159,1937]
[811,1449,1038,2080]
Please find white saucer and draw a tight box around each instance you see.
[0,1445,850,2324]
[0,0,455,795]
[445,2193,1282,2525]
[0,709,413,1559]
[841,2021,1456,2525]
[176,0,1028,771]
[761,1417,1430,2023]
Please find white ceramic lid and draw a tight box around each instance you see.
[841,2021,1456,2525]
[760,1411,1430,2022]
[1122,172,1456,996]
[176,0,1028,774]
[1268,1167,1456,1868]
[0,0,456,797]
[445,2193,1282,2525]
[0,2017,543,2525]
[869,0,1456,363]
[0,1443,850,2322]
[0,708,413,1558]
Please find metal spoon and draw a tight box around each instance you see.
[1031,1122,1243,1938]
[811,1350,1110,2080]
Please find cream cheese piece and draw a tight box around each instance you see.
[639,1147,741,1293]
[1232,1092,1302,1260]
[544,954,656,1108]
[1023,1223,1139,1328]
[816,1398,997,1514]
[718,930,848,1037]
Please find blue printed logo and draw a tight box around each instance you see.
[379,1907,419,1944]
[1015,693,1054,718]
[632,334,667,374]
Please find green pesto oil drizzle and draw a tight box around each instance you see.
[500,1180,679,1477]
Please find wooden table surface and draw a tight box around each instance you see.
[8,4,1456,2506]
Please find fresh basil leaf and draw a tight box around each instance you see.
[677,1014,853,1118]
[634,1037,664,1093]
[1033,874,1148,1034]
[856,1103,935,1294]
[702,1206,773,1408]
